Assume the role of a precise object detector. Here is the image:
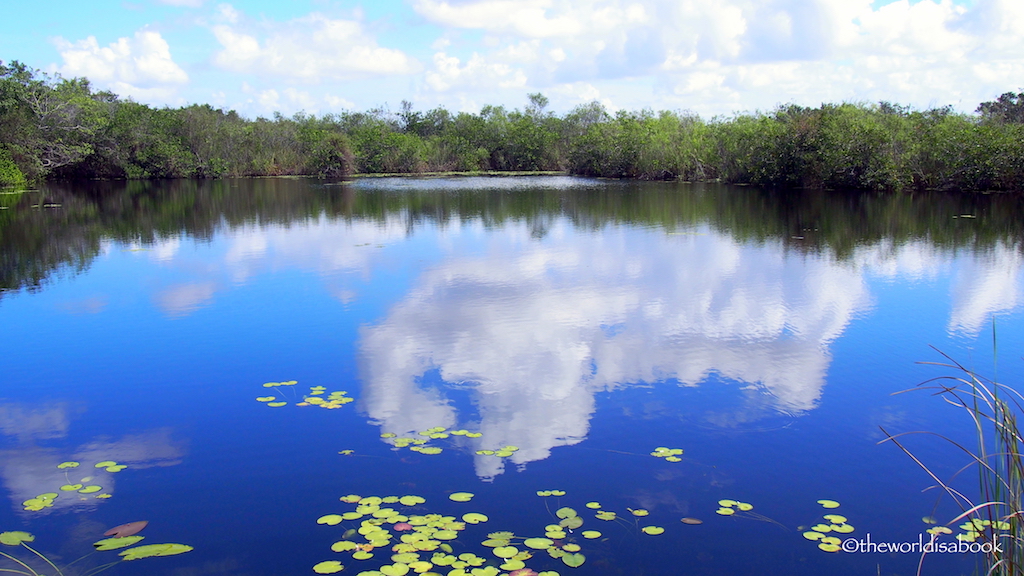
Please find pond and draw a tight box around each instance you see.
[2,176,1024,576]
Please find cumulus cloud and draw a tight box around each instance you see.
[410,0,1024,114]
[211,13,418,80]
[54,30,188,101]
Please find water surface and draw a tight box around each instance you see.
[2,177,1024,575]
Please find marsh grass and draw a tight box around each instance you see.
[882,345,1024,575]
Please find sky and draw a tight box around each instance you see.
[1,0,1021,118]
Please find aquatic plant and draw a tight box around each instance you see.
[882,346,1024,574]
[257,381,354,409]
[0,524,192,576]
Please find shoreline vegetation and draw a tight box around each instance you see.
[2,60,1024,192]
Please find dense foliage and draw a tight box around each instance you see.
[2,60,1022,191]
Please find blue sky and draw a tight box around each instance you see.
[1,0,1018,118]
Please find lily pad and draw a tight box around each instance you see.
[0,532,34,546]
[550,490,566,496]
[105,521,149,538]
[582,530,601,539]
[106,464,128,472]
[561,553,586,568]
[555,507,578,519]
[736,502,754,511]
[630,509,649,517]
[558,516,583,529]
[817,500,840,509]
[79,486,102,494]
[95,461,117,468]
[462,513,488,524]
[500,559,526,571]
[493,546,518,558]
[641,526,665,535]
[449,492,474,502]
[267,402,287,407]
[524,538,554,550]
[256,396,276,402]
[119,543,193,560]
[318,514,344,525]
[94,536,145,550]
[353,551,374,560]
[715,508,735,516]
[57,461,80,469]
[313,560,345,574]
[585,502,601,509]
[803,531,825,541]
[418,447,443,455]
[595,511,616,521]
[818,543,841,553]
[60,484,84,491]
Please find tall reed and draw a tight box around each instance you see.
[883,346,1024,574]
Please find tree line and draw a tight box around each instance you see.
[2,60,1023,192]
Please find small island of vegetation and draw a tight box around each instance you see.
[1,60,1022,192]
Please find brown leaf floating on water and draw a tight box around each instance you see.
[681,517,703,525]
[104,521,149,537]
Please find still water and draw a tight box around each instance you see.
[2,176,1024,576]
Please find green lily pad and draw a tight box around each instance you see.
[494,451,514,457]
[267,402,287,407]
[462,513,488,524]
[585,502,601,509]
[318,514,344,525]
[736,502,753,511]
[465,432,483,438]
[630,509,649,517]
[433,531,458,540]
[313,560,345,574]
[493,546,518,558]
[94,536,144,550]
[353,551,374,560]
[60,484,84,491]
[818,543,840,552]
[36,493,58,500]
[582,530,602,539]
[79,485,102,494]
[550,490,566,496]
[449,492,474,502]
[119,543,193,560]
[399,495,425,506]
[641,526,665,535]
[256,396,276,402]
[817,500,840,509]
[803,531,824,541]
[57,461,80,469]
[555,507,578,519]
[559,516,583,529]
[524,538,554,549]
[500,559,526,571]
[595,511,616,521]
[95,461,117,468]
[561,553,586,568]
[106,464,128,472]
[418,447,443,455]
[378,564,410,576]
[0,532,34,546]
[823,514,847,524]
[811,524,832,533]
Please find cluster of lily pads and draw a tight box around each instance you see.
[256,381,354,409]
[0,522,192,576]
[314,492,567,576]
[23,461,127,511]
[799,500,852,553]
[649,447,684,463]
[953,518,1012,543]
[541,492,672,537]
[714,499,754,516]
[379,428,487,457]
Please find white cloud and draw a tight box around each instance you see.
[211,13,418,80]
[54,30,188,101]
[407,0,1024,115]
[425,51,527,92]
